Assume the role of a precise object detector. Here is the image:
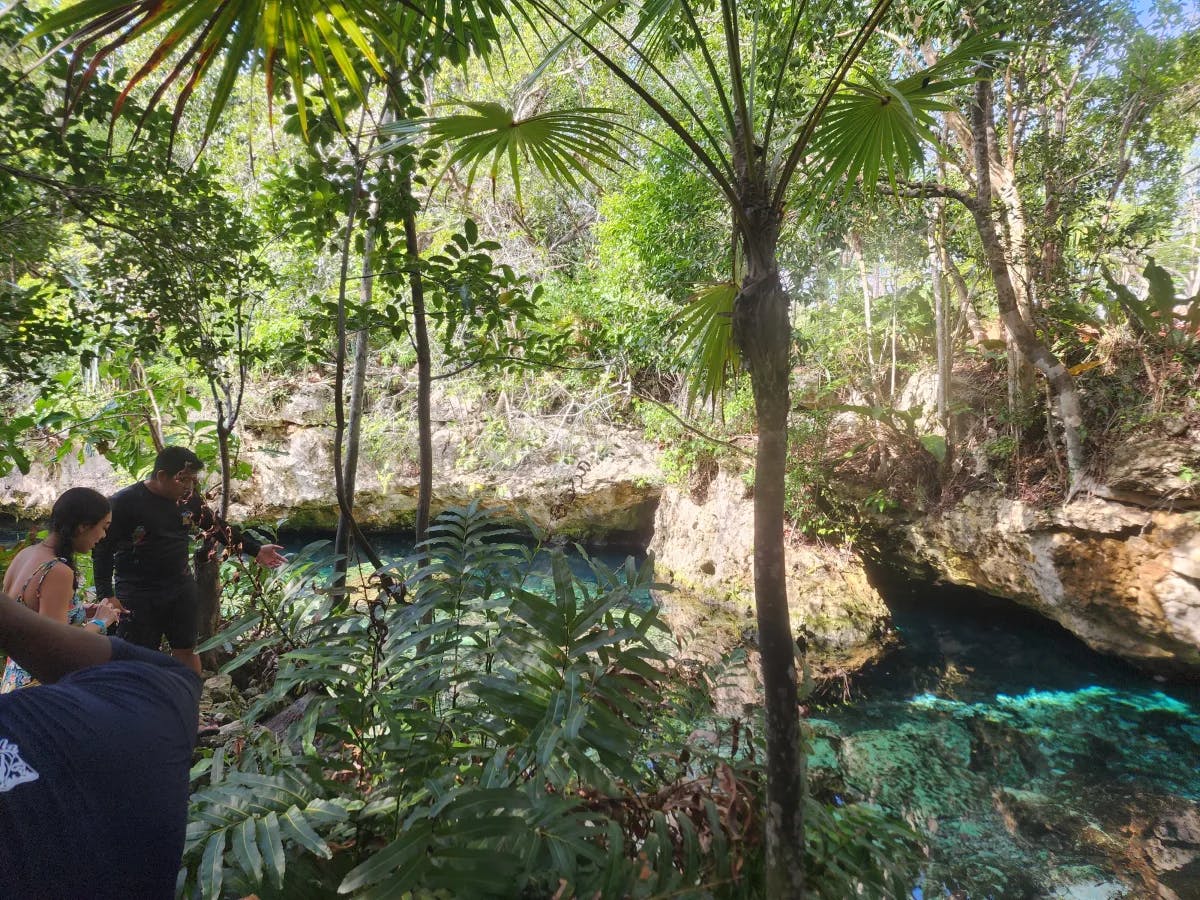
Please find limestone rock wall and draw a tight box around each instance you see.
[0,383,661,544]
[892,432,1200,673]
[649,468,891,710]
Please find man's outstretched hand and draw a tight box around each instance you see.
[255,544,287,568]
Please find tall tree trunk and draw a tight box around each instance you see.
[929,211,952,463]
[331,157,366,606]
[889,286,898,399]
[333,205,378,589]
[402,169,433,547]
[731,183,804,898]
[847,230,877,393]
[970,77,1085,487]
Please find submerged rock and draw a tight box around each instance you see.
[810,678,1200,898]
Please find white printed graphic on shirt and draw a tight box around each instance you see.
[0,738,39,792]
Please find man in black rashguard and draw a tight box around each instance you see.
[93,446,286,673]
[0,591,201,899]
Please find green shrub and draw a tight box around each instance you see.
[185,505,922,898]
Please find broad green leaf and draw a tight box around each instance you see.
[338,821,432,893]
[232,815,264,884]
[257,813,287,888]
[279,805,332,859]
[199,830,225,900]
[919,434,948,463]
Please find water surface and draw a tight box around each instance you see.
[814,581,1200,899]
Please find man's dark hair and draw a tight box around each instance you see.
[153,446,203,478]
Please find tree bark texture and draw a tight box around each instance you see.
[847,230,877,392]
[731,180,804,899]
[970,78,1085,486]
[929,212,952,459]
[942,249,988,346]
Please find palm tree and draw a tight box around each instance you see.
[34,1,997,893]
[412,5,997,892]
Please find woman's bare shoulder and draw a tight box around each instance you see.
[2,547,69,597]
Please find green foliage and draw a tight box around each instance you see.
[593,144,729,303]
[189,505,921,897]
[386,104,628,206]
[185,505,707,897]
[1102,258,1200,349]
[33,0,504,142]
[638,383,754,491]
[804,800,923,900]
[675,282,739,414]
[421,220,566,373]
[783,412,849,542]
[532,272,676,378]
[20,356,244,482]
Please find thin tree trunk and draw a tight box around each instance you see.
[847,230,876,390]
[942,250,987,346]
[889,286,898,399]
[731,186,803,898]
[970,77,1085,488]
[403,168,433,547]
[929,210,952,461]
[333,201,378,589]
[327,161,394,593]
[132,358,166,451]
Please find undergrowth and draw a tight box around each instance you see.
[185,504,922,898]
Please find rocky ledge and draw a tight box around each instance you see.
[649,468,892,713]
[887,432,1200,674]
[0,382,661,545]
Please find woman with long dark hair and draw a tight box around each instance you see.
[1,487,122,692]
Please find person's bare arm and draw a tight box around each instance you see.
[0,592,112,683]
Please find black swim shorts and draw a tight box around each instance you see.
[116,580,199,651]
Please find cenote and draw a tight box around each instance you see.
[282,528,1200,898]
[6,519,1194,897]
[812,574,1200,899]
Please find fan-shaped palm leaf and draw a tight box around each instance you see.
[672,281,738,413]
[28,0,506,142]
[803,34,1012,206]
[381,102,628,205]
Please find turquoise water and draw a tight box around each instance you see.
[278,529,648,592]
[814,582,1200,899]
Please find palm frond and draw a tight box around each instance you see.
[28,0,509,142]
[381,102,628,205]
[802,34,1013,208]
[672,281,739,413]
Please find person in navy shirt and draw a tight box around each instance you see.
[0,590,200,898]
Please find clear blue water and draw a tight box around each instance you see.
[814,581,1200,898]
